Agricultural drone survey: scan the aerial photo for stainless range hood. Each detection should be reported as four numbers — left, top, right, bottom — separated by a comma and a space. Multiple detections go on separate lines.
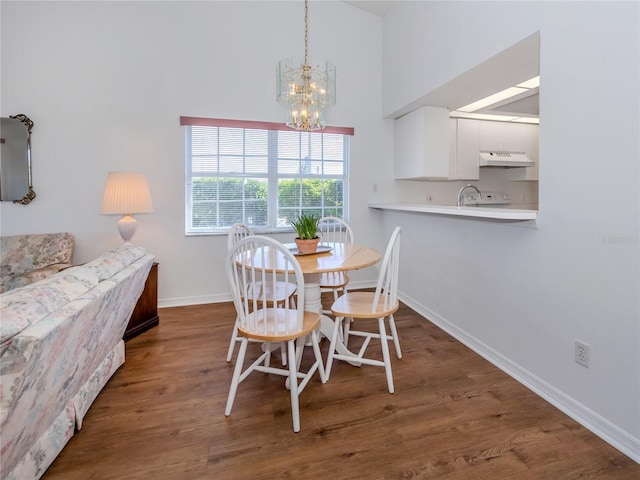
479, 151, 534, 168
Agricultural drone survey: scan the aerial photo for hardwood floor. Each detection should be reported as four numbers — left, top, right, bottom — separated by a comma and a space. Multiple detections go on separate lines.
43, 299, 639, 479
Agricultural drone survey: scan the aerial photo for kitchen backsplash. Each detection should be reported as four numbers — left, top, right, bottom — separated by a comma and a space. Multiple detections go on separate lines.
370, 167, 539, 209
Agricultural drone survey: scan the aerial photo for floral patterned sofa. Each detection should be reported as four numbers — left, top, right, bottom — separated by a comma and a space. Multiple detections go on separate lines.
0, 233, 75, 294
0, 244, 155, 480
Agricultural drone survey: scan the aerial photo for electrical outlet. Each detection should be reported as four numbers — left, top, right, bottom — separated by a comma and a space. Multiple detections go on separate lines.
575, 340, 590, 368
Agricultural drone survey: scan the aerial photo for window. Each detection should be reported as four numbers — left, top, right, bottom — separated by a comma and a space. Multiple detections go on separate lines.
182, 117, 353, 235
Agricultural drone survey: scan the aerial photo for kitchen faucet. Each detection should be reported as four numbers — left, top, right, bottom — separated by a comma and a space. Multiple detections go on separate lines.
457, 184, 482, 207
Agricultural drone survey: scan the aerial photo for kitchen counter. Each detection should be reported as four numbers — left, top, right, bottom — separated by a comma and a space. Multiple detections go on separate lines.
368, 202, 538, 223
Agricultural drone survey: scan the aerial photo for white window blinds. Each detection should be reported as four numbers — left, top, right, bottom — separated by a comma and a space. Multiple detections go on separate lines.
182, 117, 353, 234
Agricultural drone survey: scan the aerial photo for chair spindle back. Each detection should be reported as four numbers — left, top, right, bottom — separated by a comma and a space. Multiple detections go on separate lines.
227, 236, 305, 337
227, 222, 254, 250
372, 226, 402, 314
317, 216, 354, 245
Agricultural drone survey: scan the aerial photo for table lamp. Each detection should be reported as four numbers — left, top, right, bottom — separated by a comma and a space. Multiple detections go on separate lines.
100, 171, 154, 243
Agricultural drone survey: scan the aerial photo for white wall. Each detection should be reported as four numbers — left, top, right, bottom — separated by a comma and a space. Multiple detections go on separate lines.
380, 1, 639, 460
0, 1, 388, 305
2, 0, 638, 462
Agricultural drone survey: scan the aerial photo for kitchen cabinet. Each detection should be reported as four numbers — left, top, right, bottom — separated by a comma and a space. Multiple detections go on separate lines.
394, 106, 479, 181
479, 121, 539, 181
451, 118, 480, 180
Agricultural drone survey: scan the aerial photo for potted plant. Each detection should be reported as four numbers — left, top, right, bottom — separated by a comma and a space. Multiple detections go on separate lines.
290, 212, 320, 254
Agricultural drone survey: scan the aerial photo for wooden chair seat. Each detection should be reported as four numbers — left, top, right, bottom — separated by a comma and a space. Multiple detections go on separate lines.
246, 281, 297, 305
319, 271, 350, 289
331, 291, 399, 319
239, 308, 320, 342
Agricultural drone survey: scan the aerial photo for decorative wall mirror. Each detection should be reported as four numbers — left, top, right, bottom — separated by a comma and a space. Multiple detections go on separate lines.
0, 114, 36, 204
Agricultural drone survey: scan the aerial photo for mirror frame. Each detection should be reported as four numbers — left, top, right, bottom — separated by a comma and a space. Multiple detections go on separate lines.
1, 114, 36, 205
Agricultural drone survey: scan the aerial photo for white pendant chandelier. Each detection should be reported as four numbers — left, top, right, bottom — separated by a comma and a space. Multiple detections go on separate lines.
276, 0, 336, 131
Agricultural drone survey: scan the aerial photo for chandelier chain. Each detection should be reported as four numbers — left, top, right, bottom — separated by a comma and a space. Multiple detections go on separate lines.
304, 0, 309, 64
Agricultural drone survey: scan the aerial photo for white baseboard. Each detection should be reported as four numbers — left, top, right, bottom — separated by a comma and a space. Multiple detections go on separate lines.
157, 280, 377, 309
158, 292, 231, 308
398, 291, 640, 464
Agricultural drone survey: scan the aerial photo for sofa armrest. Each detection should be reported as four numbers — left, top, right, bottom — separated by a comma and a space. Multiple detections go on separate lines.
5, 264, 72, 291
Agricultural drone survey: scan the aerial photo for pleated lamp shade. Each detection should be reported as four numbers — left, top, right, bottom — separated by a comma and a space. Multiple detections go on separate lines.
100, 172, 154, 243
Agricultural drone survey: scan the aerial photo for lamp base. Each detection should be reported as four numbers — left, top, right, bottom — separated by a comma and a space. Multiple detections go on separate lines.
117, 214, 138, 243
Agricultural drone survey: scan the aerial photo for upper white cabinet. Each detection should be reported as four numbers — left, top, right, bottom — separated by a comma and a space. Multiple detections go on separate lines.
452, 118, 480, 180
394, 106, 479, 181
394, 106, 448, 180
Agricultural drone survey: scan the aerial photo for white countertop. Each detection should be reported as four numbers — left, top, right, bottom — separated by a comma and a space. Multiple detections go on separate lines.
368, 202, 538, 221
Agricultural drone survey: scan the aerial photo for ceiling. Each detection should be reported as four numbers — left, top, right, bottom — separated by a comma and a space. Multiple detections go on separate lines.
342, 2, 539, 120
487, 92, 539, 116
343, 1, 394, 17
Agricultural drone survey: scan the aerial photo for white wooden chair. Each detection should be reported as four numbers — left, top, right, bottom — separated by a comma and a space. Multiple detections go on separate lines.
227, 221, 253, 251
226, 222, 295, 363
326, 226, 402, 393
317, 216, 354, 319
224, 235, 326, 432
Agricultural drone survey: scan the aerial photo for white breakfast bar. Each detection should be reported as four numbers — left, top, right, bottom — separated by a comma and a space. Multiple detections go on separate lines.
369, 202, 538, 225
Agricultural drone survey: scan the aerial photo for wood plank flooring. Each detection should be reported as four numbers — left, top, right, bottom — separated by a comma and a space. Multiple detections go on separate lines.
43, 299, 639, 479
